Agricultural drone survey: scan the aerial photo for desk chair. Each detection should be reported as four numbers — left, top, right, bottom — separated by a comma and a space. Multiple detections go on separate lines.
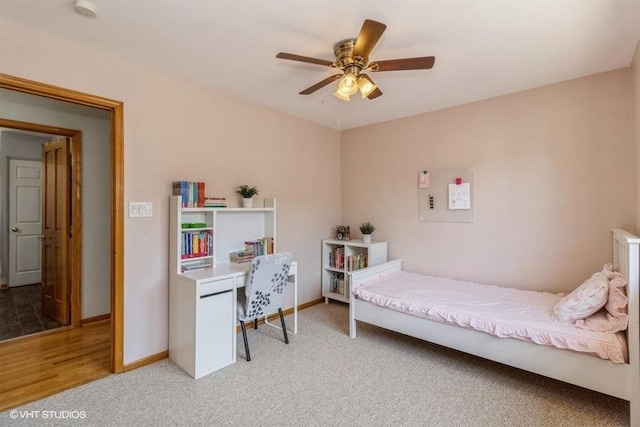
237, 252, 292, 361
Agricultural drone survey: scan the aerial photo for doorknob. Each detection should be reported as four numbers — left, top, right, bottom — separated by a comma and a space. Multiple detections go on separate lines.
37, 235, 50, 241
11, 227, 19, 232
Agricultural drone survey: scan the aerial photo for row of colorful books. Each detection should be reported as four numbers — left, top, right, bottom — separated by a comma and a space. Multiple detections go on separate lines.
328, 247, 345, 269
230, 237, 275, 263
329, 273, 346, 295
173, 181, 206, 207
346, 253, 368, 271
181, 230, 213, 259
245, 237, 274, 257
329, 248, 367, 271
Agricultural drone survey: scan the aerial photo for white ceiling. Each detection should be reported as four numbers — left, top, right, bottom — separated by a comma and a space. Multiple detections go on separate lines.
3, 0, 640, 130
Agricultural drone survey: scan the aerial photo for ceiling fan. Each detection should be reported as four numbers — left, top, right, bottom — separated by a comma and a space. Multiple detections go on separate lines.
276, 19, 435, 101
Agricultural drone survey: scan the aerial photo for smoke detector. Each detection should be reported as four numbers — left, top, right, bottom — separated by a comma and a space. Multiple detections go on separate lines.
74, 0, 97, 18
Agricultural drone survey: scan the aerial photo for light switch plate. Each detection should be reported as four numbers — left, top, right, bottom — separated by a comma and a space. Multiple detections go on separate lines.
129, 202, 153, 217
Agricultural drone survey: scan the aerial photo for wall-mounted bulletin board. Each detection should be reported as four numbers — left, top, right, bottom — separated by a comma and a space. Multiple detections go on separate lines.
418, 167, 474, 223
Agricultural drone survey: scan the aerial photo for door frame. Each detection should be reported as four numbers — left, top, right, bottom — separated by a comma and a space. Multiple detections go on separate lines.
0, 73, 124, 374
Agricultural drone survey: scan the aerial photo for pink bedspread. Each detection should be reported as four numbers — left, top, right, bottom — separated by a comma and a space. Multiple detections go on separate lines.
353, 271, 627, 363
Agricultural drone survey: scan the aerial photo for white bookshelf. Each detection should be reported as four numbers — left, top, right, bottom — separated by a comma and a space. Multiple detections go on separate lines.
321, 238, 387, 304
168, 195, 278, 378
169, 196, 276, 274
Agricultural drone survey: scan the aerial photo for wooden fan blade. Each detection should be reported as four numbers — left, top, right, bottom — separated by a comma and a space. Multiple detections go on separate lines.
366, 87, 383, 100
371, 56, 435, 72
300, 74, 342, 95
352, 19, 387, 59
276, 52, 335, 67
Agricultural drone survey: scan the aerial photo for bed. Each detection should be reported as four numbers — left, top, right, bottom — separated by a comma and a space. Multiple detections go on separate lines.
348, 228, 640, 425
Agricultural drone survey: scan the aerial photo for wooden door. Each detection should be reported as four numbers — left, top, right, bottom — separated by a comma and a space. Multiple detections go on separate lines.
8, 158, 43, 287
41, 138, 71, 325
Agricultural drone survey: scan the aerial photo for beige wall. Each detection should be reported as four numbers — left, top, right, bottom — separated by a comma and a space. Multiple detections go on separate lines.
632, 40, 640, 232
1, 19, 341, 363
3, 17, 637, 364
342, 69, 634, 293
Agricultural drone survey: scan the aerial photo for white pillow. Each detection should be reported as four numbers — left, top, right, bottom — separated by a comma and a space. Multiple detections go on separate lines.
553, 272, 609, 323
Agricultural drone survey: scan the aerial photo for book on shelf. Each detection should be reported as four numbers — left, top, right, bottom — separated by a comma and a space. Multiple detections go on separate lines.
181, 230, 213, 259
244, 237, 274, 257
329, 247, 345, 269
230, 249, 254, 263
329, 273, 346, 295
181, 260, 211, 273
172, 181, 206, 207
204, 196, 227, 208
346, 253, 368, 271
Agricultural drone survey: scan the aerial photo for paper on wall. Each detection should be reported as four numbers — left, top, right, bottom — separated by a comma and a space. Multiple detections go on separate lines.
448, 183, 471, 210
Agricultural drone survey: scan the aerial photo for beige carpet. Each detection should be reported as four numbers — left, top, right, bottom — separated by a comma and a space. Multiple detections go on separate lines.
0, 302, 629, 426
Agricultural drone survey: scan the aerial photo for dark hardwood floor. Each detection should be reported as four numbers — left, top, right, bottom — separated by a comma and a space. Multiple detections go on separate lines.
0, 284, 63, 341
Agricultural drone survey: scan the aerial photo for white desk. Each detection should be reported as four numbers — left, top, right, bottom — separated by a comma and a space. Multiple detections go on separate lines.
168, 261, 297, 379
181, 261, 298, 333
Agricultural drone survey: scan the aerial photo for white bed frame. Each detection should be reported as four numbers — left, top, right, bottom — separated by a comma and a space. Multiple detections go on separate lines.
349, 228, 640, 424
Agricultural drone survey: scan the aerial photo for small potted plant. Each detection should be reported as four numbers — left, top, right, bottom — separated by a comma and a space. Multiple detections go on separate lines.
359, 221, 376, 243
236, 185, 259, 208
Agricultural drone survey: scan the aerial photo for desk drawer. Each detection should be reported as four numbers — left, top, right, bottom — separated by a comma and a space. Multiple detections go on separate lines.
199, 278, 234, 297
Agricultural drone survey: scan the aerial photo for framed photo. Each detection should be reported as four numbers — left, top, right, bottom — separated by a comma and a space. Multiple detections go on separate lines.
336, 225, 350, 241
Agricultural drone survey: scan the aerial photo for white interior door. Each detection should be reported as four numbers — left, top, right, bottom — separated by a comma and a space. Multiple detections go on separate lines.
8, 158, 43, 287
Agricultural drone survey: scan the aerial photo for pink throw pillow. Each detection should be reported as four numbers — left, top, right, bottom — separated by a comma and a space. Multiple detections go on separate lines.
605, 272, 628, 319
576, 271, 628, 332
574, 309, 627, 332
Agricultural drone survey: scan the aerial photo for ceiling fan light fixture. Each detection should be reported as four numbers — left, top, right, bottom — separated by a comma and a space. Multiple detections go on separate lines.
333, 89, 351, 101
338, 73, 359, 96
357, 75, 377, 98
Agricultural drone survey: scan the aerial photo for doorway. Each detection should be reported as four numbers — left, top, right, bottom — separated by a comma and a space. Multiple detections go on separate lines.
0, 118, 83, 338
2, 154, 64, 340
0, 73, 124, 374
1, 130, 79, 340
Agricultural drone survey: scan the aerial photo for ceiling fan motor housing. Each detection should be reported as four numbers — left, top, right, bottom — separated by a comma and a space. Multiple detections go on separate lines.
333, 39, 368, 72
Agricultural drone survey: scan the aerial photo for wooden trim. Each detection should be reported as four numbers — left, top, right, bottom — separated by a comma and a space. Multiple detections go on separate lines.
0, 118, 78, 136
81, 313, 111, 325
0, 72, 125, 374
298, 297, 324, 310
0, 74, 121, 110
111, 103, 125, 374
124, 350, 168, 372
71, 133, 83, 327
